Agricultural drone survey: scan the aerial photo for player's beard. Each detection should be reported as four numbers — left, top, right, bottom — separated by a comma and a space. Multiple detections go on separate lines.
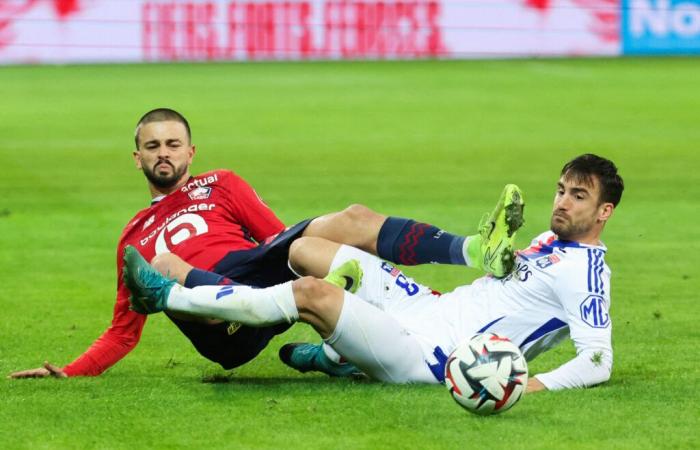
143, 160, 187, 189
550, 213, 591, 241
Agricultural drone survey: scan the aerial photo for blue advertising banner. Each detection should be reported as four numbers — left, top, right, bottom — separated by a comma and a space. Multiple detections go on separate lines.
623, 0, 700, 54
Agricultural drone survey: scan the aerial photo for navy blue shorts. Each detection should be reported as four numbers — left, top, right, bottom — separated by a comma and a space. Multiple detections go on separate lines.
168, 219, 313, 370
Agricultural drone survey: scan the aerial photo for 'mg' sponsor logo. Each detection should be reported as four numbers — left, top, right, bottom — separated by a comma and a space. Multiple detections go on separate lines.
579, 295, 610, 328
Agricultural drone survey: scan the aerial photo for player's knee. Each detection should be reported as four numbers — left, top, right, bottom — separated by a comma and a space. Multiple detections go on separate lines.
292, 276, 337, 314
341, 204, 379, 224
289, 237, 311, 268
289, 237, 324, 275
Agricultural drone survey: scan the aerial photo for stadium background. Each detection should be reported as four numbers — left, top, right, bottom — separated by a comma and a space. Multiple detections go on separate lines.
1, 1, 699, 449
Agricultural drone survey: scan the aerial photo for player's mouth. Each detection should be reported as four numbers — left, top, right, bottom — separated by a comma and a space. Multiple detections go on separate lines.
552, 212, 569, 222
154, 161, 174, 171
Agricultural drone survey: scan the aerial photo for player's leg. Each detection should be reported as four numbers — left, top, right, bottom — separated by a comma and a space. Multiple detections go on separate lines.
293, 279, 436, 383
147, 252, 294, 369
150, 253, 194, 284
301, 204, 385, 254
148, 252, 237, 325
302, 204, 470, 266
147, 236, 349, 365
282, 241, 439, 376
303, 184, 525, 277
123, 246, 435, 383
123, 245, 354, 327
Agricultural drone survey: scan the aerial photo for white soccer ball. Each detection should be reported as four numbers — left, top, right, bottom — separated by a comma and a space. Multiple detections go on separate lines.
444, 333, 528, 415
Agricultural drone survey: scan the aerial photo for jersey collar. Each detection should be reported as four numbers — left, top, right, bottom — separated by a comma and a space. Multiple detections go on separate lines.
150, 195, 165, 205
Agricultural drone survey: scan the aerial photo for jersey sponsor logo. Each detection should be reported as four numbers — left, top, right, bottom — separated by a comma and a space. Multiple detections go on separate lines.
188, 186, 212, 200
216, 286, 235, 300
142, 215, 156, 230
579, 295, 610, 328
535, 254, 561, 269
181, 174, 219, 193
503, 261, 532, 283
140, 204, 215, 247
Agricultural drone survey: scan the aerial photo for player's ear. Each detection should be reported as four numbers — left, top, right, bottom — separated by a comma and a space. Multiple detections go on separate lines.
133, 150, 143, 170
187, 145, 196, 164
598, 203, 614, 222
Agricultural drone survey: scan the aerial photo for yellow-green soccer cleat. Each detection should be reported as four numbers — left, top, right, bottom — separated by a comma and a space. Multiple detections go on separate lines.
468, 184, 525, 278
323, 259, 363, 294
122, 245, 176, 314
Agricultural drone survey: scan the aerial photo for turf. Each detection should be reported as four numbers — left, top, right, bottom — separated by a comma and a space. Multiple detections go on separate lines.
1, 58, 699, 449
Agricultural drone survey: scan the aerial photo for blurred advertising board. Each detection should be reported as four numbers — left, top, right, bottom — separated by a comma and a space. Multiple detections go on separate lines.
1, 0, 620, 63
622, 0, 700, 54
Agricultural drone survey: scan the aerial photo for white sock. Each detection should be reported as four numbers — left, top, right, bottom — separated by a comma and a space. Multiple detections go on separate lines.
462, 235, 476, 267
166, 281, 299, 326
322, 343, 342, 364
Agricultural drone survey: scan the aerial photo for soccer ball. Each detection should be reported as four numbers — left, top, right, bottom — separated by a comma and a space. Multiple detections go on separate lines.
444, 333, 528, 415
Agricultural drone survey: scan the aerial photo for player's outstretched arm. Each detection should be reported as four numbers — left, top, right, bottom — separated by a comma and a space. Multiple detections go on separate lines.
8, 362, 67, 379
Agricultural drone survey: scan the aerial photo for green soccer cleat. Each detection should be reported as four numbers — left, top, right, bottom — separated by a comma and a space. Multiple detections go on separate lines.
278, 342, 364, 378
122, 245, 176, 314
467, 184, 525, 278
323, 259, 363, 294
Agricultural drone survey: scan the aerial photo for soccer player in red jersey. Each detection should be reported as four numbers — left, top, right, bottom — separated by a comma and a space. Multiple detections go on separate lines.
9, 108, 298, 378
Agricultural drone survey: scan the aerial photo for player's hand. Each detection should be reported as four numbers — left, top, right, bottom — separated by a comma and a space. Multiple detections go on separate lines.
8, 361, 67, 379
526, 377, 546, 393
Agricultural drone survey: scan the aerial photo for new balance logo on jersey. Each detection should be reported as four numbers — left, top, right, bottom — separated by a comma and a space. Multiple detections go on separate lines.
216, 286, 235, 300
580, 295, 610, 328
142, 215, 155, 230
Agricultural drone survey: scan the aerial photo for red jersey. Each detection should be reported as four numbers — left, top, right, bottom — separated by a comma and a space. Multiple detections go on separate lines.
63, 170, 285, 376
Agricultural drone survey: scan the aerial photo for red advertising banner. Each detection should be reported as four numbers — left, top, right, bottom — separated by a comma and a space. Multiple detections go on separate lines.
0, 0, 620, 64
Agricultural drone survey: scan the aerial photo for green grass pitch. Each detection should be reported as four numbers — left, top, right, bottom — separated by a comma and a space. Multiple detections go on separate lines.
1, 58, 699, 449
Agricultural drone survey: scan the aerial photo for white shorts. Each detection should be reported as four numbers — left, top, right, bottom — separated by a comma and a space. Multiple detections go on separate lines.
324, 245, 462, 384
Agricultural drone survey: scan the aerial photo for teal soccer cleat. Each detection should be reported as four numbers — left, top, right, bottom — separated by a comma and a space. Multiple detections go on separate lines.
123, 245, 175, 314
279, 343, 364, 378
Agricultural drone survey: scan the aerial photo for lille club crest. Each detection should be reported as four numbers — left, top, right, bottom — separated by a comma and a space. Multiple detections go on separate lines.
188, 186, 212, 200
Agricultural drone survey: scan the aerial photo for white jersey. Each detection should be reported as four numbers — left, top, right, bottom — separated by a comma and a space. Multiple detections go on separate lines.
329, 232, 613, 389
442, 231, 612, 389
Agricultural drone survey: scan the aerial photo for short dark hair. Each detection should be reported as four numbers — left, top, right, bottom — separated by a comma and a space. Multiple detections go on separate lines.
561, 154, 624, 206
134, 108, 191, 149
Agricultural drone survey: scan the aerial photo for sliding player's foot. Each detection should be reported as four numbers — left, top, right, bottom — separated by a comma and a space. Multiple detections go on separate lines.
323, 259, 363, 294
467, 184, 525, 278
123, 245, 175, 314
279, 343, 364, 378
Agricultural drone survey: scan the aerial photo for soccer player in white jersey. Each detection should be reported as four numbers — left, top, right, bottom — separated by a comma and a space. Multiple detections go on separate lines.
123, 154, 623, 392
